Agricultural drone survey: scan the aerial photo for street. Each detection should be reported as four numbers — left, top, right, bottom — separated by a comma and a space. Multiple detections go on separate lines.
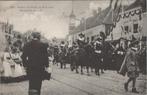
0, 65, 146, 95
0, 0, 146, 95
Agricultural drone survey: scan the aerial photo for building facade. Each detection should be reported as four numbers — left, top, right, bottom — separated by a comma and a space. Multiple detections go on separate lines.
68, 7, 110, 46
107, 0, 146, 41
67, 0, 146, 47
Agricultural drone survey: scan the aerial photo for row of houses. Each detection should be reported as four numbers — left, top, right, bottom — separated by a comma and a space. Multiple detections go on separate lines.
67, 0, 146, 46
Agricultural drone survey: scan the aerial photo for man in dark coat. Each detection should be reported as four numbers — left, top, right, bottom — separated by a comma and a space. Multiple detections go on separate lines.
22, 32, 49, 95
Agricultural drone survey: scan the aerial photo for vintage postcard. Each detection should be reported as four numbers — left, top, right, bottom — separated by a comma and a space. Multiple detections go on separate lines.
0, 0, 146, 95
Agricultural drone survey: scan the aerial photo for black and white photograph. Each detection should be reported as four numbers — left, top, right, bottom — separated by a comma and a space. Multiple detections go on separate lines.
0, 0, 146, 95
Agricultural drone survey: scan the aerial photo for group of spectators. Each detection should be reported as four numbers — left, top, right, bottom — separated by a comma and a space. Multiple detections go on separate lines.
0, 46, 25, 80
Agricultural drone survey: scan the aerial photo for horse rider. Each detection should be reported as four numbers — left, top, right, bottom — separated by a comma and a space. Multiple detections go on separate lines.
59, 41, 67, 69
77, 33, 86, 48
93, 36, 104, 75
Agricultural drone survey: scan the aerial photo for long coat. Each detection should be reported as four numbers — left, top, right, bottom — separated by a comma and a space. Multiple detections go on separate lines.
21, 40, 49, 80
119, 48, 139, 78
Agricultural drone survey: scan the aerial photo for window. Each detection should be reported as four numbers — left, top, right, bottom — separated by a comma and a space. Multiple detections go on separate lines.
124, 26, 129, 33
133, 24, 138, 33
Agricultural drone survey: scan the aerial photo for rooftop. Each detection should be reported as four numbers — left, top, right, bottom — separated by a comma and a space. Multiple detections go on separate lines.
71, 6, 111, 34
70, 0, 146, 35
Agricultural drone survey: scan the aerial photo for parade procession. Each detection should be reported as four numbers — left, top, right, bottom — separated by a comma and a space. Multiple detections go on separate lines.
0, 0, 146, 95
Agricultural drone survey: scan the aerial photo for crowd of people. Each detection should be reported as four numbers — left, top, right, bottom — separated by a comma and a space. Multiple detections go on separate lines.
0, 32, 146, 95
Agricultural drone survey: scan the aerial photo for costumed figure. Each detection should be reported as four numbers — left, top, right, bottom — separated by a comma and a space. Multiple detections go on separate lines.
119, 40, 140, 93
93, 37, 104, 75
59, 41, 67, 69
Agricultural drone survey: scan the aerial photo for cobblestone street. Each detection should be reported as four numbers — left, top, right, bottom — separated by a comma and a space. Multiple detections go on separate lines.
0, 65, 146, 95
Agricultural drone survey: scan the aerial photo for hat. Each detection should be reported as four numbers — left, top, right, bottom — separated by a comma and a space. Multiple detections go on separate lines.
97, 37, 102, 40
31, 32, 41, 40
79, 33, 85, 37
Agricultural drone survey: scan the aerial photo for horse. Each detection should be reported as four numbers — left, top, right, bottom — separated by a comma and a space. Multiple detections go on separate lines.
70, 43, 94, 75
102, 41, 115, 70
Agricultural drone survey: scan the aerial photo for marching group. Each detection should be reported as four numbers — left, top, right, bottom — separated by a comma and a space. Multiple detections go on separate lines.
53, 33, 146, 93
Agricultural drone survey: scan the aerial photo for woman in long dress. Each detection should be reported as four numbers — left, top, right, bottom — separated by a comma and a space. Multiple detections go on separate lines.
2, 47, 12, 78
11, 49, 24, 77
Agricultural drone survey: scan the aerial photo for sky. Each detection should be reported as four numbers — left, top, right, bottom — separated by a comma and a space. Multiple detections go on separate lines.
0, 0, 135, 39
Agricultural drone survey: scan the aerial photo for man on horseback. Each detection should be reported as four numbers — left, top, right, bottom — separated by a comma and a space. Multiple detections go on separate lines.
69, 33, 87, 74
93, 36, 104, 75
77, 33, 86, 48
59, 41, 67, 69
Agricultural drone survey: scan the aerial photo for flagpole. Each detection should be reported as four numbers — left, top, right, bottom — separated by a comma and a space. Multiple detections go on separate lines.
111, 1, 114, 41
120, 0, 124, 38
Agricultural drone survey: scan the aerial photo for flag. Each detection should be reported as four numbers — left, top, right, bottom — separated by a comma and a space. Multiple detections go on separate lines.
113, 0, 122, 26
103, 9, 113, 25
103, 0, 122, 37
